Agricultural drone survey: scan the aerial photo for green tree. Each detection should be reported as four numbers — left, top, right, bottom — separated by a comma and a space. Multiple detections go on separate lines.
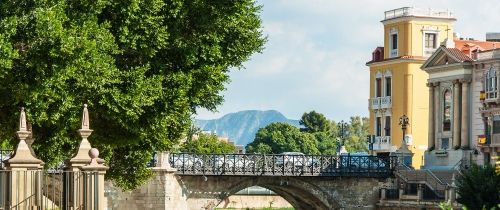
314, 132, 338, 155
246, 122, 319, 155
456, 164, 500, 210
299, 111, 331, 133
343, 116, 369, 152
181, 133, 235, 154
0, 0, 265, 190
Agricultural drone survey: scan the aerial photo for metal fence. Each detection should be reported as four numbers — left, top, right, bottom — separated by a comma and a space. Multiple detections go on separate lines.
0, 169, 101, 210
169, 153, 396, 177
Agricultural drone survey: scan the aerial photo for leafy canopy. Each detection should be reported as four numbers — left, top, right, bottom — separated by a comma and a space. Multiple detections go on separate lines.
181, 133, 236, 154
246, 111, 369, 155
456, 164, 500, 210
0, 0, 265, 190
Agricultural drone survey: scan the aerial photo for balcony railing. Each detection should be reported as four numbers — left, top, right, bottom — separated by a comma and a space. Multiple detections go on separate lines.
384, 7, 454, 20
373, 136, 391, 151
370, 96, 391, 110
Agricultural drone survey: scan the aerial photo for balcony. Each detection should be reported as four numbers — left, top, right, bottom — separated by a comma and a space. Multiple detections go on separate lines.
370, 96, 391, 110
384, 7, 454, 20
372, 136, 392, 151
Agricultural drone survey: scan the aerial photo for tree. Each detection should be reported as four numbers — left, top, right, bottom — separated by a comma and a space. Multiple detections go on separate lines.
343, 116, 369, 152
181, 133, 235, 154
456, 164, 500, 210
299, 111, 331, 133
0, 0, 265, 190
246, 122, 319, 155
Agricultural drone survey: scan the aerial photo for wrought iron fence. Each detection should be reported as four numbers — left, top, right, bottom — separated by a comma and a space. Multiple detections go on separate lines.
0, 169, 101, 210
169, 153, 396, 177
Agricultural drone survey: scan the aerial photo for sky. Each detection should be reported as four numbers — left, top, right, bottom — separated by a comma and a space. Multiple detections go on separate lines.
196, 0, 500, 121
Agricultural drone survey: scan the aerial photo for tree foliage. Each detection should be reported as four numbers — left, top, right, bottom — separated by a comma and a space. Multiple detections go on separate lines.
246, 122, 319, 154
181, 133, 235, 154
456, 164, 500, 210
246, 111, 369, 155
0, 0, 265, 190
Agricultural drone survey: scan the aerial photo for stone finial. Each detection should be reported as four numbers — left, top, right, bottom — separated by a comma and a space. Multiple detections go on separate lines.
81, 104, 90, 130
88, 148, 99, 165
19, 107, 27, 132
16, 107, 30, 141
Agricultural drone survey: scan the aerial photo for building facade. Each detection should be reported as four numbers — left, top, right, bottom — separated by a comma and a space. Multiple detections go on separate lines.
366, 7, 455, 168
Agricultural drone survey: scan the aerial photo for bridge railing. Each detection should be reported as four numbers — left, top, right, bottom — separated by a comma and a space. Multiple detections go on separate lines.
169, 153, 396, 177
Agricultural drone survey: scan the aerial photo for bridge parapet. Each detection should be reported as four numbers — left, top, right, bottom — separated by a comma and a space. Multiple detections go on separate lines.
169, 153, 396, 177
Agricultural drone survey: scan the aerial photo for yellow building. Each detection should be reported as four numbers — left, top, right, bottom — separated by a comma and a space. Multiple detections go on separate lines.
366, 7, 455, 168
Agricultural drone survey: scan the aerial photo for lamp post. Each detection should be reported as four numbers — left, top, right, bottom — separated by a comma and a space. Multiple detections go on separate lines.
398, 114, 410, 166
337, 120, 348, 154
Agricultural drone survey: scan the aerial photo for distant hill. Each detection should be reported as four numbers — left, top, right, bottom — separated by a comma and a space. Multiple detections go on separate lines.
196, 110, 300, 145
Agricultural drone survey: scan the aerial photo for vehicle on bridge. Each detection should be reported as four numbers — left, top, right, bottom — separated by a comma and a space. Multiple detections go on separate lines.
275, 152, 318, 167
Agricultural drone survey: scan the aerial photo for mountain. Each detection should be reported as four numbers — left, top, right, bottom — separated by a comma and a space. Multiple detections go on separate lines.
196, 110, 300, 145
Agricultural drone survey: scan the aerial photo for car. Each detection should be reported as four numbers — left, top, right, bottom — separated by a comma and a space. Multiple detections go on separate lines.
170, 154, 204, 169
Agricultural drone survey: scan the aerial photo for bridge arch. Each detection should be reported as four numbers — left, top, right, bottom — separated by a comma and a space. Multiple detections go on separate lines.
222, 177, 341, 210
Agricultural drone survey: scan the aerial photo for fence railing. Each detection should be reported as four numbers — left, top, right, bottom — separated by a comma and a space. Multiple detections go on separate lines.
169, 153, 396, 177
0, 169, 102, 210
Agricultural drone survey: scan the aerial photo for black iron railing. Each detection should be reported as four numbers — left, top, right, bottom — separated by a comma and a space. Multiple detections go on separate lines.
169, 153, 396, 177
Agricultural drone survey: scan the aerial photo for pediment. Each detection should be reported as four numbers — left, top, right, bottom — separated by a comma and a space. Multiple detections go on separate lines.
421, 46, 471, 71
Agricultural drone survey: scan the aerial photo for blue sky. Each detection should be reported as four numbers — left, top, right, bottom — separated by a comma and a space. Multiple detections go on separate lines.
197, 0, 500, 121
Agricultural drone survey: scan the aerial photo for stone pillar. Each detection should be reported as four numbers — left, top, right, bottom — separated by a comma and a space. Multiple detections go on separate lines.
452, 80, 461, 149
81, 148, 109, 210
417, 184, 423, 201
398, 182, 404, 200
434, 82, 440, 148
65, 104, 105, 209
427, 82, 435, 149
461, 80, 470, 149
449, 173, 457, 204
380, 188, 387, 201
4, 108, 44, 210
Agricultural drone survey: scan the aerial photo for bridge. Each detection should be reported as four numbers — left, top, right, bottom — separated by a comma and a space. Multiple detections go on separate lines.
108, 152, 399, 210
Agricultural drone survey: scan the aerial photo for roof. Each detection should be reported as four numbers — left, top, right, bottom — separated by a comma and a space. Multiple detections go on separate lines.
454, 39, 500, 52
441, 48, 473, 62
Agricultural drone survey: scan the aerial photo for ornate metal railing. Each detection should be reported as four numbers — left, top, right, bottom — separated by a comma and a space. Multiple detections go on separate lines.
169, 153, 396, 177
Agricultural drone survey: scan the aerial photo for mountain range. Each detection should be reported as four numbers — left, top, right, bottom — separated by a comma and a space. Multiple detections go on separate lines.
195, 110, 300, 145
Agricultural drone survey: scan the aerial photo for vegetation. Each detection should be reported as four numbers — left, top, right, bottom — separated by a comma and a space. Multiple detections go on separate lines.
0, 0, 265, 190
456, 164, 500, 210
246, 111, 369, 155
181, 133, 236, 154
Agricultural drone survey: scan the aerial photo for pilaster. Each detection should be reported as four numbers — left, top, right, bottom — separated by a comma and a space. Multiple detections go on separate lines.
427, 82, 435, 149
452, 80, 461, 149
461, 79, 470, 149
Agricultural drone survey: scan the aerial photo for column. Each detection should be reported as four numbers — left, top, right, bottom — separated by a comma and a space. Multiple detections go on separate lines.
427, 82, 435, 149
434, 82, 440, 148
4, 108, 44, 209
461, 79, 470, 149
452, 80, 461, 149
81, 148, 109, 210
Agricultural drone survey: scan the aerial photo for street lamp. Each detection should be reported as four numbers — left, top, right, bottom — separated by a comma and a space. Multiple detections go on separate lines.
399, 114, 409, 143
337, 120, 348, 154
398, 114, 411, 166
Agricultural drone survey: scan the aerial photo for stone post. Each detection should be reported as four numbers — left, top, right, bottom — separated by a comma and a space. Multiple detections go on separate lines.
461, 79, 470, 149
81, 148, 109, 210
452, 80, 461, 149
398, 182, 404, 201
65, 104, 105, 209
380, 188, 387, 201
434, 82, 440, 148
427, 82, 435, 149
449, 174, 456, 204
417, 184, 423, 201
4, 108, 44, 209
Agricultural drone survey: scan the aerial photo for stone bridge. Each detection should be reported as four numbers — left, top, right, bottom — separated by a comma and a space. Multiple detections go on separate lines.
106, 153, 396, 210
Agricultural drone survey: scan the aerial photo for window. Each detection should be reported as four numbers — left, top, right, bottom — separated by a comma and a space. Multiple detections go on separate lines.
385, 77, 391, 97
376, 78, 382, 97
443, 90, 451, 131
376, 117, 382, 136
384, 116, 391, 136
425, 33, 437, 49
441, 138, 449, 150
389, 28, 398, 58
493, 116, 500, 134
485, 68, 497, 99
391, 34, 398, 50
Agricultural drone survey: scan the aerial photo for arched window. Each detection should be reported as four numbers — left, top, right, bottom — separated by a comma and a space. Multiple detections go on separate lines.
443, 90, 451, 131
485, 67, 497, 99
